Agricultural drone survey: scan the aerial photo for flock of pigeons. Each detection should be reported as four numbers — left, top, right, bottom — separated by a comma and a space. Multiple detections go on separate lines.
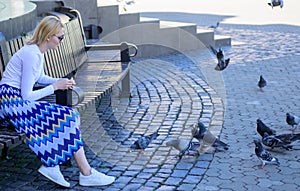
255, 117, 300, 168
129, 120, 230, 160
166, 122, 229, 159
128, 0, 289, 169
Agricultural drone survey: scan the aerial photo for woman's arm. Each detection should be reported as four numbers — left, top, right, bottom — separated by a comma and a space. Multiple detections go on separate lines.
37, 73, 60, 85
21, 54, 55, 101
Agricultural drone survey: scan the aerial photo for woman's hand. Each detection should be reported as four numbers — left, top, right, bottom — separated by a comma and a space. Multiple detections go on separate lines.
52, 78, 76, 91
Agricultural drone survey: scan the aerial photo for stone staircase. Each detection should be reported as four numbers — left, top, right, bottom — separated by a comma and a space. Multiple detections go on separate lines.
27, 0, 230, 58
97, 3, 231, 58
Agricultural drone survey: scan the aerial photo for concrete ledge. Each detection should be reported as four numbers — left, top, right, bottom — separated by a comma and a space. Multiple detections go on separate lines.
214, 35, 231, 47
196, 28, 215, 47
0, 0, 37, 40
139, 17, 160, 24
98, 5, 120, 39
119, 12, 140, 28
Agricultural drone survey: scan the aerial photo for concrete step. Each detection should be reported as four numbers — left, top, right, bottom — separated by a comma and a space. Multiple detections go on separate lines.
159, 20, 197, 35
119, 12, 140, 28
139, 17, 160, 24
98, 4, 120, 39
196, 28, 215, 48
98, 4, 232, 57
214, 35, 231, 48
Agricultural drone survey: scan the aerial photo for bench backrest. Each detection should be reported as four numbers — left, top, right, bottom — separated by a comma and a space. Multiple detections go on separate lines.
43, 17, 87, 78
0, 32, 8, 79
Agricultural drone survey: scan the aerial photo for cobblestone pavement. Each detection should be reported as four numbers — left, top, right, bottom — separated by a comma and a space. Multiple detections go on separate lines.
2, 3, 300, 191
197, 24, 300, 191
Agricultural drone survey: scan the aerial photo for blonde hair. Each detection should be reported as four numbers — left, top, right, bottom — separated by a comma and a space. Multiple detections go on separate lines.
27, 16, 64, 45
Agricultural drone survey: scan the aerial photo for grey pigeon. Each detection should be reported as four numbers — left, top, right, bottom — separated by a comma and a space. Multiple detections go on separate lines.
208, 22, 219, 29
268, 0, 284, 8
191, 122, 229, 151
209, 45, 224, 60
256, 119, 276, 137
254, 139, 280, 169
286, 113, 300, 131
125, 0, 135, 5
209, 45, 230, 71
258, 75, 267, 90
191, 122, 206, 140
166, 138, 200, 158
130, 132, 159, 149
262, 132, 293, 150
215, 58, 230, 71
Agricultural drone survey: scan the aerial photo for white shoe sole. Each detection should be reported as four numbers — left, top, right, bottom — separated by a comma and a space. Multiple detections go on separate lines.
79, 169, 115, 186
79, 176, 115, 186
38, 166, 70, 187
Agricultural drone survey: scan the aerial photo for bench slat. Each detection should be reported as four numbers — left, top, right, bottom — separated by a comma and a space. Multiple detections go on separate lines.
0, 134, 20, 144
0, 137, 13, 147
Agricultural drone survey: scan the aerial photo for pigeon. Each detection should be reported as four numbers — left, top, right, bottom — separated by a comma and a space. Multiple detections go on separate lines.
268, 0, 284, 9
262, 132, 293, 150
209, 45, 230, 71
256, 119, 276, 137
166, 138, 200, 158
191, 122, 229, 151
191, 122, 206, 140
125, 0, 135, 5
208, 22, 220, 29
286, 113, 300, 131
258, 75, 267, 91
254, 139, 280, 169
130, 131, 159, 149
215, 58, 230, 71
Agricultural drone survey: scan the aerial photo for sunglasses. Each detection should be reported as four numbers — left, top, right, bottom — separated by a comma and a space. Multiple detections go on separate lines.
54, 34, 64, 42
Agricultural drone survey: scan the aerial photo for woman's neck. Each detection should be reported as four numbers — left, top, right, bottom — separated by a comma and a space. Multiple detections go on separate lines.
38, 43, 48, 53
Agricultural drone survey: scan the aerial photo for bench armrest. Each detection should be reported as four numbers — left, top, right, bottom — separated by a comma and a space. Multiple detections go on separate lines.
85, 42, 138, 61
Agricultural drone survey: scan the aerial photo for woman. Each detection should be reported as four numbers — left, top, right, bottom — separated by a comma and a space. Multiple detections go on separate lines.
0, 16, 115, 187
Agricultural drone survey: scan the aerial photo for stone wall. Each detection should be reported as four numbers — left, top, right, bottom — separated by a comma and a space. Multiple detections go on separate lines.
0, 0, 37, 40
64, 0, 98, 26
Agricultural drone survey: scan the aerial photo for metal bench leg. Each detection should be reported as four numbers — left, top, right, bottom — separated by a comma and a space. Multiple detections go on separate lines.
120, 69, 131, 98
2, 147, 9, 160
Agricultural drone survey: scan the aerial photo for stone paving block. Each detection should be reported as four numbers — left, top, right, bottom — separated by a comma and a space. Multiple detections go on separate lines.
182, 175, 201, 184
196, 184, 219, 191
171, 169, 188, 178
155, 185, 176, 191
122, 183, 143, 191
143, 181, 161, 189
174, 161, 194, 170
164, 177, 182, 186
177, 183, 197, 191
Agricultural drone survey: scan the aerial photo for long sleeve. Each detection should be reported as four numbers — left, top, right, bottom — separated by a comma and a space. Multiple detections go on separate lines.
38, 72, 60, 85
0, 44, 58, 101
21, 49, 55, 101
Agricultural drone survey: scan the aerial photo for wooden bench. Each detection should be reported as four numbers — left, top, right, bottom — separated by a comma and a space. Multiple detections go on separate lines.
0, 6, 138, 159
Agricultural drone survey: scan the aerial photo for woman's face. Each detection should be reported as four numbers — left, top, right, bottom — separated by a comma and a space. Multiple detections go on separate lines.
48, 28, 64, 50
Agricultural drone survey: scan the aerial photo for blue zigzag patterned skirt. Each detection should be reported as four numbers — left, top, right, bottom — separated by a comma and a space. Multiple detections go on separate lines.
0, 84, 84, 167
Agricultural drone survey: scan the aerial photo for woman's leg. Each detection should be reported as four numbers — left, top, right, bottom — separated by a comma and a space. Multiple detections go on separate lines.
74, 146, 115, 186
74, 147, 92, 176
